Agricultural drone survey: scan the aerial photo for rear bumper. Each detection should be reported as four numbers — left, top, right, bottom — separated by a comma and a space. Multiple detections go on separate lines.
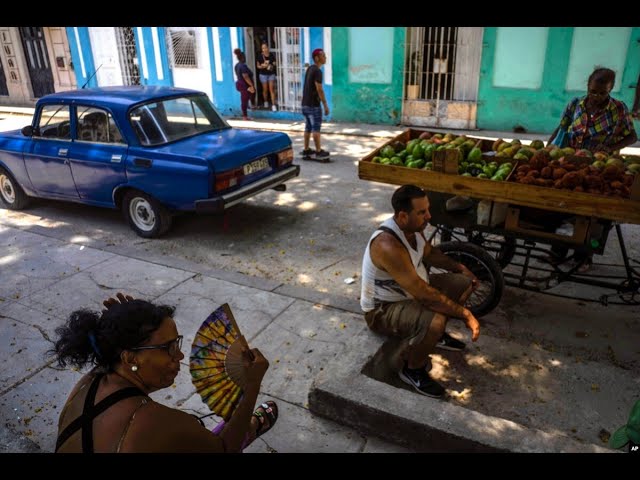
195, 165, 300, 214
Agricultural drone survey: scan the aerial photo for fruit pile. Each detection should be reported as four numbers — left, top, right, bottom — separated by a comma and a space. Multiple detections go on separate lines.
371, 132, 514, 181
369, 131, 639, 197
510, 148, 638, 198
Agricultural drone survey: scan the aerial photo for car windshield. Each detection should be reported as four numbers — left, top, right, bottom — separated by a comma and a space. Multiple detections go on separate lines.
129, 94, 229, 146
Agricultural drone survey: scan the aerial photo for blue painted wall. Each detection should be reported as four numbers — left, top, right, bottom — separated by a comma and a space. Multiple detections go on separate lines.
213, 27, 240, 117
66, 27, 97, 88
136, 27, 172, 86
212, 27, 330, 121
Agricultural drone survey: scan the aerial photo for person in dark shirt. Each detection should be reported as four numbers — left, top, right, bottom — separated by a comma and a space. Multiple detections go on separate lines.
234, 49, 256, 120
301, 48, 330, 162
257, 43, 278, 111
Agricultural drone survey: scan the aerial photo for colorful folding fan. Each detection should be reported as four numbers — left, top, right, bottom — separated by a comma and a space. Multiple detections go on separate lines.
189, 304, 252, 421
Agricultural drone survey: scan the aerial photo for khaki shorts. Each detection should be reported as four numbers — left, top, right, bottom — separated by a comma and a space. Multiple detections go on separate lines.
363, 273, 471, 347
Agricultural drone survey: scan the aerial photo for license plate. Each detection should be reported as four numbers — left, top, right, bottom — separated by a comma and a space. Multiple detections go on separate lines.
243, 157, 270, 175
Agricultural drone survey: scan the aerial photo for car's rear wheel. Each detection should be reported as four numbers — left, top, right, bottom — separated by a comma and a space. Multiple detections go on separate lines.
122, 190, 172, 238
0, 167, 30, 210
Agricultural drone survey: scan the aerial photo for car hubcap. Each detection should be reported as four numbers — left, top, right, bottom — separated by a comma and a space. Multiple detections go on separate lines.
0, 175, 15, 203
129, 197, 155, 232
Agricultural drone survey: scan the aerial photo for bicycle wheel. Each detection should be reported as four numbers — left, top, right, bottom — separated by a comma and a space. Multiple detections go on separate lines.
437, 226, 516, 269
432, 241, 505, 317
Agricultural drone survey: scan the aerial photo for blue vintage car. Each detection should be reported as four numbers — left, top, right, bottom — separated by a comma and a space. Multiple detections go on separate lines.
0, 86, 298, 237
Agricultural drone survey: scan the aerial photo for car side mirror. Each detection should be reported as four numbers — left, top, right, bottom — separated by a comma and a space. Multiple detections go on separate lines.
21, 125, 34, 137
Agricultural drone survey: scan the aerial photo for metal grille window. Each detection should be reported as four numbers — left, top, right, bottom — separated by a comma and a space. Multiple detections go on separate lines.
404, 27, 459, 101
166, 28, 198, 68
402, 27, 483, 129
115, 27, 140, 85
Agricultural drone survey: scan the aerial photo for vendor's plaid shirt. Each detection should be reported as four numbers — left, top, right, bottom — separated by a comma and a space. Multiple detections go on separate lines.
559, 96, 635, 150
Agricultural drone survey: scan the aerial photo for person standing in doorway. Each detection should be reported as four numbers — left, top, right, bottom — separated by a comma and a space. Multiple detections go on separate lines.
257, 43, 278, 112
234, 49, 256, 121
301, 48, 330, 162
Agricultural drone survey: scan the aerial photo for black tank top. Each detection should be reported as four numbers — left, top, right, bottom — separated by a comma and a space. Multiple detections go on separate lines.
55, 373, 147, 453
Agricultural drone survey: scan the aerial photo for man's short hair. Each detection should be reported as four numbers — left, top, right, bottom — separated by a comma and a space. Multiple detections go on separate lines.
392, 184, 427, 215
312, 48, 324, 60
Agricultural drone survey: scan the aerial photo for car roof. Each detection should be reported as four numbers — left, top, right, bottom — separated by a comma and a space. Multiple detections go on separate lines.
38, 86, 205, 110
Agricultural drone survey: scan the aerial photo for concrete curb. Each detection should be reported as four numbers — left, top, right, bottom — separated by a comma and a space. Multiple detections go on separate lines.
308, 331, 614, 453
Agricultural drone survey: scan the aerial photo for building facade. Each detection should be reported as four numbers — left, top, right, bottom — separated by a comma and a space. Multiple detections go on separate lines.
66, 26, 332, 122
7, 26, 636, 135
0, 27, 76, 106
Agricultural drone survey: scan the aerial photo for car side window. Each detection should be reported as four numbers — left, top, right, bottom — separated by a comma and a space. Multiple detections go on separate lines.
76, 107, 125, 145
37, 104, 71, 140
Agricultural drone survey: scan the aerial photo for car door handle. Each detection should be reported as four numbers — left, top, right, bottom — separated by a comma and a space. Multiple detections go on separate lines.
133, 158, 152, 168
58, 148, 68, 157
111, 154, 123, 163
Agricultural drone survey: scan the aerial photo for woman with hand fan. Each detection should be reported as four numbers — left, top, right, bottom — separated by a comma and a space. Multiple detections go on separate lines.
51, 293, 277, 453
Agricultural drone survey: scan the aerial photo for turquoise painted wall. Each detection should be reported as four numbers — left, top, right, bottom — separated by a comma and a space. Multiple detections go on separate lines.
332, 27, 405, 125
493, 27, 548, 89
478, 27, 640, 134
565, 27, 631, 92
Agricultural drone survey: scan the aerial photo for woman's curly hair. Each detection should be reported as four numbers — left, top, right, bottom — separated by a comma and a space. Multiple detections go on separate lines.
49, 300, 175, 371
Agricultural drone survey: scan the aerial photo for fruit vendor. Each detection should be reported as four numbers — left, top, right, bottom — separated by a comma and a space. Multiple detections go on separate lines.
548, 67, 637, 154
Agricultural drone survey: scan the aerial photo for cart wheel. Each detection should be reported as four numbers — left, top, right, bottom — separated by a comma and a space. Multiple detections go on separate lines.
438, 227, 516, 268
433, 241, 505, 317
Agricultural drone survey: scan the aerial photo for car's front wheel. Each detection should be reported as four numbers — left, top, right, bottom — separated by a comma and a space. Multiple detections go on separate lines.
122, 190, 172, 238
0, 167, 30, 210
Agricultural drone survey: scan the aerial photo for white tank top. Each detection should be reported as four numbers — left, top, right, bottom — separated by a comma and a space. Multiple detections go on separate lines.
360, 217, 429, 312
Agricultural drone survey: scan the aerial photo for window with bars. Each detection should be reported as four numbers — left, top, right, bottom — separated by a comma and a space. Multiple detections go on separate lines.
114, 27, 140, 86
166, 28, 198, 69
404, 27, 459, 101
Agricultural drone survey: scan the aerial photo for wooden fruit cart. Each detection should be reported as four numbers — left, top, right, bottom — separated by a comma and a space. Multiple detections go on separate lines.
359, 129, 640, 306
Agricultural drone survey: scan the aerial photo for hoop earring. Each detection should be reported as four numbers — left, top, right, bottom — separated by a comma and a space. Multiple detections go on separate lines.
131, 365, 138, 372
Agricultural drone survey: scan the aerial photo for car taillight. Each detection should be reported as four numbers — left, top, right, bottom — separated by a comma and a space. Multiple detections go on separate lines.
215, 167, 243, 191
277, 148, 294, 167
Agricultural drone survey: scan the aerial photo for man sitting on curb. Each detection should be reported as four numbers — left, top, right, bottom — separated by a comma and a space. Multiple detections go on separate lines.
360, 184, 481, 397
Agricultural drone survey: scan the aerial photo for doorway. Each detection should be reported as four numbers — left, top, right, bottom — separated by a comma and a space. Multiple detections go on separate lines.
245, 27, 304, 113
0, 57, 8, 96
402, 27, 483, 129
19, 27, 55, 98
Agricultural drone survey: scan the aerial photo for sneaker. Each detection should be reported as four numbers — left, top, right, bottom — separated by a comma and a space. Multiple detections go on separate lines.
398, 362, 445, 398
576, 258, 592, 273
264, 101, 269, 108
271, 104, 277, 112
436, 332, 466, 352
301, 148, 313, 159
314, 149, 330, 160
